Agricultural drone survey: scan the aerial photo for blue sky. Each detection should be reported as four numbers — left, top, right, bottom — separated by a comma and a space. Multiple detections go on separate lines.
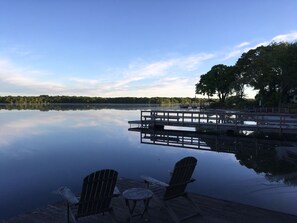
0, 0, 297, 98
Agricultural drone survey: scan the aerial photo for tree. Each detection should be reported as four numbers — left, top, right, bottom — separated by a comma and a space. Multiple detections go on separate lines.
232, 65, 249, 99
195, 73, 216, 99
236, 42, 297, 107
196, 64, 236, 104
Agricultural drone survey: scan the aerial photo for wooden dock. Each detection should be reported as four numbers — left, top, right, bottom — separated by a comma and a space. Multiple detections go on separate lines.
2, 178, 297, 223
128, 110, 297, 137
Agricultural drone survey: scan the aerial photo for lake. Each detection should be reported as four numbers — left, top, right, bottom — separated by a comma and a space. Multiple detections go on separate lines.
0, 105, 297, 220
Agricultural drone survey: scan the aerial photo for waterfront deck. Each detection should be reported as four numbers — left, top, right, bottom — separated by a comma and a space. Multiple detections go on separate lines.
129, 110, 297, 136
3, 178, 297, 223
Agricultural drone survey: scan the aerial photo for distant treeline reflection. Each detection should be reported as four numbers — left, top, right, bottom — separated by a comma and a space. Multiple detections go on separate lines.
0, 103, 148, 111
0, 95, 201, 106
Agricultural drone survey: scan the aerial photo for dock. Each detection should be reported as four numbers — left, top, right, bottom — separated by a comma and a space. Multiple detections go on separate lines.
128, 110, 297, 137
2, 178, 297, 223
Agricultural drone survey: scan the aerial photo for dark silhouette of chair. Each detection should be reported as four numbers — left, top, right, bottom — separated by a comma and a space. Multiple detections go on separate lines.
58, 169, 120, 223
141, 157, 201, 223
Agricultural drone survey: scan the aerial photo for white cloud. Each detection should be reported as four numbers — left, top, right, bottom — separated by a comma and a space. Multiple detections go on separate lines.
242, 31, 297, 53
0, 110, 129, 155
2, 54, 207, 97
220, 42, 252, 61
0, 46, 33, 57
81, 53, 214, 97
1, 31, 296, 98
221, 49, 242, 61
221, 31, 297, 62
123, 53, 213, 81
101, 76, 197, 98
248, 41, 270, 49
68, 77, 100, 86
272, 32, 297, 42
0, 58, 66, 95
0, 112, 65, 147
125, 60, 176, 80
178, 54, 214, 71
235, 42, 250, 49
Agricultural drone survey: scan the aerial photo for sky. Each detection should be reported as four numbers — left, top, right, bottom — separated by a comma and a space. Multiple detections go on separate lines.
0, 0, 297, 98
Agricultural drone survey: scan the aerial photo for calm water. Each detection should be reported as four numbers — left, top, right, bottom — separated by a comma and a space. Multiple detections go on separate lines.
0, 105, 297, 219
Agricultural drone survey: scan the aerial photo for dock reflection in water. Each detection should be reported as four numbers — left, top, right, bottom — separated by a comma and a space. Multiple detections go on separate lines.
129, 127, 297, 186
1, 106, 296, 219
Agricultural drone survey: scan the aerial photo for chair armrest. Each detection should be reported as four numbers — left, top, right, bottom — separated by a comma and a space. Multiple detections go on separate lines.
57, 186, 79, 205
113, 186, 121, 197
141, 175, 169, 187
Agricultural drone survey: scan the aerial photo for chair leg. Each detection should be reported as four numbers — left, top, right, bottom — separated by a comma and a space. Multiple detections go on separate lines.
66, 203, 78, 223
67, 203, 70, 223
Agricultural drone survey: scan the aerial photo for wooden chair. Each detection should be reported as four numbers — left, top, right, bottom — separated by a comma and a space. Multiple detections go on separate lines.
58, 169, 120, 223
141, 157, 201, 223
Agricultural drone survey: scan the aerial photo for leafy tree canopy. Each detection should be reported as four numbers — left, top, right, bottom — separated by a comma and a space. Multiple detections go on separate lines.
195, 64, 236, 104
196, 42, 297, 107
235, 42, 297, 106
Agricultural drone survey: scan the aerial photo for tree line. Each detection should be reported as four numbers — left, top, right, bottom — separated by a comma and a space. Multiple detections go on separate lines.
196, 42, 297, 107
0, 95, 200, 105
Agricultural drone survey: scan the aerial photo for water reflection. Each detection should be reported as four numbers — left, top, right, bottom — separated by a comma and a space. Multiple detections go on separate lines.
0, 107, 139, 150
129, 127, 297, 186
0, 107, 142, 219
1, 106, 297, 220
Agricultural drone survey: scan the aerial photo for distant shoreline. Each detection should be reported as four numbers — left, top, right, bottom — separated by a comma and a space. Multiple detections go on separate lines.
0, 95, 204, 105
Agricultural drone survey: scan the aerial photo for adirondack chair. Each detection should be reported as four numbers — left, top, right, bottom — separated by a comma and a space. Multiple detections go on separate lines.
141, 157, 201, 223
58, 169, 120, 223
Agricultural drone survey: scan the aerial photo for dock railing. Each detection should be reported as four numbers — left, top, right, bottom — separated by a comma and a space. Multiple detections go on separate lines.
128, 110, 297, 135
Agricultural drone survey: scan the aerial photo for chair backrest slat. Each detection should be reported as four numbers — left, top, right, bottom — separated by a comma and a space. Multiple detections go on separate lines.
77, 169, 118, 217
164, 157, 197, 200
